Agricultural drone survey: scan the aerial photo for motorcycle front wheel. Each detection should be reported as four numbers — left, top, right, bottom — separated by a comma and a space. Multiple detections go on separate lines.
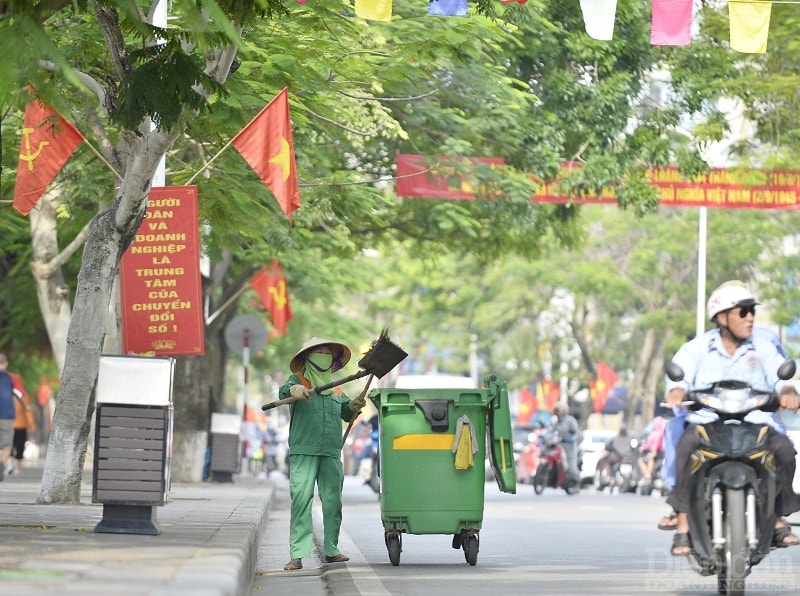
718, 488, 748, 596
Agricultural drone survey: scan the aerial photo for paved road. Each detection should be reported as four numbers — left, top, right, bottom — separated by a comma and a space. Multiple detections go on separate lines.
252, 475, 800, 595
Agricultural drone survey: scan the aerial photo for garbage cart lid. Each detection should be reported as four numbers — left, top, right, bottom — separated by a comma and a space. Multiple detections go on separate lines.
485, 375, 517, 494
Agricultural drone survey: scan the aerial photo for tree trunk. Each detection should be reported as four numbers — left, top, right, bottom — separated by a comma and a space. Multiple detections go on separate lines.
29, 192, 75, 374
642, 329, 672, 419
37, 207, 128, 503
171, 355, 212, 482
624, 328, 657, 427
37, 129, 175, 504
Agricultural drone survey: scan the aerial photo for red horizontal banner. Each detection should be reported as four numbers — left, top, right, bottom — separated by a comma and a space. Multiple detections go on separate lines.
120, 186, 205, 356
395, 154, 800, 210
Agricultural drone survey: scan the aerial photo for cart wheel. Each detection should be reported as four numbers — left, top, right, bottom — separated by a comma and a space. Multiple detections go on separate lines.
386, 532, 402, 566
463, 534, 479, 566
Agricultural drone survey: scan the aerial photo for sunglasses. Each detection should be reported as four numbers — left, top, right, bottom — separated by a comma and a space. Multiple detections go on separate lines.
734, 304, 756, 318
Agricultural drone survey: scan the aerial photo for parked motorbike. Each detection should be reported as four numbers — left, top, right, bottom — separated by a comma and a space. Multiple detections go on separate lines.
532, 429, 579, 495
665, 358, 796, 595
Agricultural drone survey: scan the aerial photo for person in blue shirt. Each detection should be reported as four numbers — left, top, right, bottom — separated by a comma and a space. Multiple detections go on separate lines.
663, 281, 800, 556
658, 324, 787, 530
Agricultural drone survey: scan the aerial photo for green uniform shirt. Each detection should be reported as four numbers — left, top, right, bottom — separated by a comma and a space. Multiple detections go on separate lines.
280, 374, 351, 457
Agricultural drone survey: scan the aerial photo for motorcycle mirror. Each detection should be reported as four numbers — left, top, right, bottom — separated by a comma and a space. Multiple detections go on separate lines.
665, 361, 684, 382
777, 358, 797, 381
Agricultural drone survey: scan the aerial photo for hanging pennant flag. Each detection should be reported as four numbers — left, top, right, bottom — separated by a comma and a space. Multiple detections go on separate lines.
249, 261, 293, 336
650, 0, 692, 46
354, 0, 392, 21
231, 88, 301, 223
428, 0, 467, 16
579, 0, 617, 41
729, 1, 772, 54
13, 98, 85, 216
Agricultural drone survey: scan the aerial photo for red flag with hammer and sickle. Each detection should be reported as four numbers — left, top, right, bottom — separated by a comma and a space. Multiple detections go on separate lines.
14, 98, 84, 215
249, 261, 293, 336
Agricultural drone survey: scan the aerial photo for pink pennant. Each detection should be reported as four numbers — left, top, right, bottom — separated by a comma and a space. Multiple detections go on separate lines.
651, 0, 692, 46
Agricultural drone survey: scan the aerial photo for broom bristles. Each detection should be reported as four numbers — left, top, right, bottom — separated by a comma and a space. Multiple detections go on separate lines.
357, 327, 407, 372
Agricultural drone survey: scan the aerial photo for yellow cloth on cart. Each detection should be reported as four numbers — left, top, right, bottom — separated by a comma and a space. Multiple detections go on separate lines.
452, 415, 478, 470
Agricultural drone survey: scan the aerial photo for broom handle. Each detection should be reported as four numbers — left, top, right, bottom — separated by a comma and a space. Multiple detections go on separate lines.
341, 374, 375, 448
262, 370, 370, 411
313, 369, 369, 393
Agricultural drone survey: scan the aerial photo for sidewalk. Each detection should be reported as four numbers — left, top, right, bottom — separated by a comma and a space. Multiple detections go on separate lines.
0, 460, 273, 596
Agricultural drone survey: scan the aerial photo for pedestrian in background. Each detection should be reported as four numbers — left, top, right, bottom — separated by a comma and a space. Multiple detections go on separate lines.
8, 371, 36, 476
0, 354, 19, 481
280, 337, 366, 571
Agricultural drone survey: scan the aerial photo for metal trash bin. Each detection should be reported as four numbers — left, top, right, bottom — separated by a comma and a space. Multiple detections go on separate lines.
92, 355, 175, 535
209, 413, 241, 482
369, 374, 515, 566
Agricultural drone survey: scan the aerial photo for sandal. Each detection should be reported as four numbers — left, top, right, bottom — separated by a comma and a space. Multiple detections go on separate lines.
671, 532, 692, 556
772, 525, 799, 548
283, 558, 303, 571
658, 511, 678, 531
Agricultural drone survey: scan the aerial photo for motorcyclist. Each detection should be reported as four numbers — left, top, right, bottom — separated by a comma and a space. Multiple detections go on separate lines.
551, 402, 582, 484
596, 424, 633, 486
664, 281, 800, 556
636, 416, 665, 485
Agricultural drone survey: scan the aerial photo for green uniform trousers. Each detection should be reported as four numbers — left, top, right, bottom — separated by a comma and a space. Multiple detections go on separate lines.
289, 453, 345, 559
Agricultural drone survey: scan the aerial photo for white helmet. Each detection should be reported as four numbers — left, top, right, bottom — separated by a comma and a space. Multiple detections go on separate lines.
706, 281, 759, 321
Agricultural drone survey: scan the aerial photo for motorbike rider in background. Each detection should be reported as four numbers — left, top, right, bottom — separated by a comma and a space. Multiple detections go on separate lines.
595, 424, 634, 489
636, 416, 665, 486
552, 402, 582, 485
663, 281, 800, 556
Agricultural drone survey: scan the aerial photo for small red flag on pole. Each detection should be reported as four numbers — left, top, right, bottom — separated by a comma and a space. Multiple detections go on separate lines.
232, 88, 301, 223
249, 261, 293, 336
14, 98, 84, 215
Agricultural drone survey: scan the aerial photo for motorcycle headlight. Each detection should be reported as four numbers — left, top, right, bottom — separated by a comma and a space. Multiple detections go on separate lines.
706, 388, 753, 414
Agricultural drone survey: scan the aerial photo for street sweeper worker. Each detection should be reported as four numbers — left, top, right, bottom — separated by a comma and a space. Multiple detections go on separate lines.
280, 337, 367, 572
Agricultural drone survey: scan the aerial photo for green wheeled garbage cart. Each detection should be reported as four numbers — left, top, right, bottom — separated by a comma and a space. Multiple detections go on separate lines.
368, 374, 516, 566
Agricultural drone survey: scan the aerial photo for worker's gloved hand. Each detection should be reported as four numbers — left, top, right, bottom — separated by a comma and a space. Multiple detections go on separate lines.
290, 384, 311, 401
348, 395, 367, 413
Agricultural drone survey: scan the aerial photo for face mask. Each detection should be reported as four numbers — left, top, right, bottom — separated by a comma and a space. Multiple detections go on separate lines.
307, 352, 333, 372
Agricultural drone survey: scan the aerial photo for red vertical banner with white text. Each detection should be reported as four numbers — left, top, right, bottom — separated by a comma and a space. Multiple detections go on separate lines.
119, 186, 205, 356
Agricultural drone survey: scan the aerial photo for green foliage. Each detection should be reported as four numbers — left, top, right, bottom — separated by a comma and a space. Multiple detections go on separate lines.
7, 0, 800, 396
114, 40, 225, 130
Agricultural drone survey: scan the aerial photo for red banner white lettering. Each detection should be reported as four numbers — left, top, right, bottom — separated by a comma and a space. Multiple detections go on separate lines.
120, 186, 205, 356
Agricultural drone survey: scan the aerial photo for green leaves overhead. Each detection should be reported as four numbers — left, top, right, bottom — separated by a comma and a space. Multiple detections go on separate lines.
114, 40, 225, 130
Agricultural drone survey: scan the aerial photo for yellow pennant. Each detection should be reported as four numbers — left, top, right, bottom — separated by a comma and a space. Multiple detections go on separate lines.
729, 1, 772, 54
354, 0, 392, 21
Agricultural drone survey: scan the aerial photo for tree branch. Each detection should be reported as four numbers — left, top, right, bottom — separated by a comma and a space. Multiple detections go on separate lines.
306, 108, 389, 137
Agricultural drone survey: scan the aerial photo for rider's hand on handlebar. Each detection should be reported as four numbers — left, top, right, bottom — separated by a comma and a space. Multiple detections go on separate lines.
779, 387, 800, 413
666, 387, 686, 408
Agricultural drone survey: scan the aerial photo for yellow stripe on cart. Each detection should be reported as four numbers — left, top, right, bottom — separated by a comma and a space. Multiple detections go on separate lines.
392, 434, 455, 450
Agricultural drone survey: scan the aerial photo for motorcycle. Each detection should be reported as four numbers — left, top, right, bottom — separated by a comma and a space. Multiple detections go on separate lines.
532, 429, 579, 495
594, 444, 638, 493
665, 358, 796, 595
